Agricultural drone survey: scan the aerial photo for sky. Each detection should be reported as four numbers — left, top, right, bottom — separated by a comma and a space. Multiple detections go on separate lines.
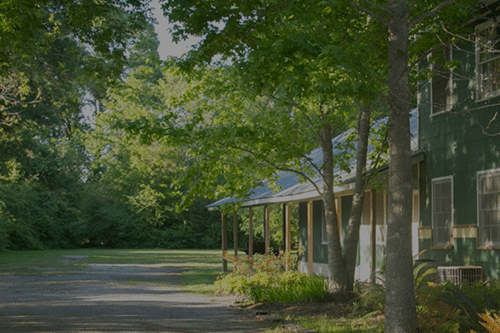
150, 0, 200, 59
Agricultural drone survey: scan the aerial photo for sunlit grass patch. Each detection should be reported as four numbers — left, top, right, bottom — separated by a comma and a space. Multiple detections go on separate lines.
268, 315, 382, 333
179, 267, 220, 294
0, 248, 229, 295
0, 249, 88, 275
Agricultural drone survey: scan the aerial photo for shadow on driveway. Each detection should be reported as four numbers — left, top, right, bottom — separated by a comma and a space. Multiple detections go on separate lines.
0, 262, 269, 332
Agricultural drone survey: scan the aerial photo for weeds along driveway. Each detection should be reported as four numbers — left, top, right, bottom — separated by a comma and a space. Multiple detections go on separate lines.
0, 258, 268, 333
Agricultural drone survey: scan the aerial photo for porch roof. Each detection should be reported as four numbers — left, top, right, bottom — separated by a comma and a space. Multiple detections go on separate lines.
207, 109, 419, 210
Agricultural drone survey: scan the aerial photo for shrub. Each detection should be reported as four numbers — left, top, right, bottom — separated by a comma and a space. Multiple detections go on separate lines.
415, 280, 500, 332
214, 252, 328, 303
348, 264, 500, 332
415, 283, 458, 332
348, 283, 386, 318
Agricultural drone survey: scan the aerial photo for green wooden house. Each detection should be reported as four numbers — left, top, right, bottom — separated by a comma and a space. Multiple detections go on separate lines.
416, 0, 500, 281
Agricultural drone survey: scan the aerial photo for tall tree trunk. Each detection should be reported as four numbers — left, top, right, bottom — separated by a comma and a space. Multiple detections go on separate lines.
385, 1, 416, 331
342, 102, 372, 291
321, 124, 348, 292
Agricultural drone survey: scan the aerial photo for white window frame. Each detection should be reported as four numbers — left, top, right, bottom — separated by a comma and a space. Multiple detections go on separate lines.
432, 176, 454, 248
477, 168, 500, 248
431, 46, 454, 115
476, 19, 500, 101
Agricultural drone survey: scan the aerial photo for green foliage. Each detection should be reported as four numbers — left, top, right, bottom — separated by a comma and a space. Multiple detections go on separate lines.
477, 312, 500, 333
0, 0, 151, 80
439, 286, 485, 333
238, 204, 299, 248
349, 263, 437, 321
414, 280, 500, 332
0, 182, 83, 250
79, 183, 222, 249
347, 264, 500, 332
349, 283, 386, 318
215, 253, 329, 303
0, 3, 224, 253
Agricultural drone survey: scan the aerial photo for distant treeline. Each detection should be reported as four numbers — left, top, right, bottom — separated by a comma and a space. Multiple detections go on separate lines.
0, 182, 229, 251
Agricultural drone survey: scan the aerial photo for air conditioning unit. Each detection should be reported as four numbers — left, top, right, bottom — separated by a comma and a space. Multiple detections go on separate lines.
437, 266, 483, 285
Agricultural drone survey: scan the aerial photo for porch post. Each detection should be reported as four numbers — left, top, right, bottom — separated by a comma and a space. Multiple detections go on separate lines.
285, 202, 291, 271
282, 204, 286, 253
370, 190, 377, 285
248, 207, 254, 258
222, 213, 228, 273
307, 200, 313, 277
233, 210, 238, 258
264, 205, 270, 255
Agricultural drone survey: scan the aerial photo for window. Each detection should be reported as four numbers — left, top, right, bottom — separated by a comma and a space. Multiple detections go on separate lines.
432, 176, 453, 248
476, 19, 500, 101
477, 169, 500, 248
431, 46, 453, 115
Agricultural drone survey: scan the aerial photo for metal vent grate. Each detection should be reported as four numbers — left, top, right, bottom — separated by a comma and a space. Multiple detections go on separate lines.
438, 266, 483, 285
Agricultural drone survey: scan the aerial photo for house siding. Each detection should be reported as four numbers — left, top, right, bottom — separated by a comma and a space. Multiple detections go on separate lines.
419, 41, 500, 280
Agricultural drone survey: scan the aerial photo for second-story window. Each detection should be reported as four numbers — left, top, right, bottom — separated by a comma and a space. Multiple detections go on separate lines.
431, 46, 453, 115
476, 19, 500, 101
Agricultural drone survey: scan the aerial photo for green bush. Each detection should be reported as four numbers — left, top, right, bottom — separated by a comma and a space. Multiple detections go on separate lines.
214, 252, 329, 303
415, 280, 500, 332
348, 283, 385, 318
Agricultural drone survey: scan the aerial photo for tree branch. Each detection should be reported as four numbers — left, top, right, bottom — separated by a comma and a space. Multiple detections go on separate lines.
463, 108, 500, 137
366, 127, 389, 178
262, 92, 315, 129
408, 44, 443, 70
229, 145, 325, 195
409, 0, 457, 27
350, 1, 389, 26
409, 0, 417, 16
361, 0, 391, 16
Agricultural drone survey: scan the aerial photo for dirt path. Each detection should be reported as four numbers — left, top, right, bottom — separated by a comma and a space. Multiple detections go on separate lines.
0, 258, 269, 333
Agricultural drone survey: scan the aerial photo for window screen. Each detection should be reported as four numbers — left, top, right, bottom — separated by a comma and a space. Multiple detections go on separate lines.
432, 176, 453, 247
478, 169, 500, 247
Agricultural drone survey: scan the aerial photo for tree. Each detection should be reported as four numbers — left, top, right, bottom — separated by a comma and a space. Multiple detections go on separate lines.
162, 1, 482, 331
159, 0, 389, 293
349, 0, 478, 331
0, 0, 150, 72
0, 0, 152, 119
84, 28, 222, 248
0, 0, 155, 251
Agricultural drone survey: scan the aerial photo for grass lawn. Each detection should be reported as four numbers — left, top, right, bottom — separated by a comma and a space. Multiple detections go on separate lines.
268, 314, 382, 333
0, 248, 233, 294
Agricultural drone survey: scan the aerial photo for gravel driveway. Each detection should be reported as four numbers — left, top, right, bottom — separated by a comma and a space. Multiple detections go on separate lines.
0, 257, 269, 333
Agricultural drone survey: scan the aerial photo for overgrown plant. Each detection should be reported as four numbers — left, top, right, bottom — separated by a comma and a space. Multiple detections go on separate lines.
477, 312, 500, 333
415, 278, 500, 332
349, 264, 438, 324
214, 252, 329, 303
